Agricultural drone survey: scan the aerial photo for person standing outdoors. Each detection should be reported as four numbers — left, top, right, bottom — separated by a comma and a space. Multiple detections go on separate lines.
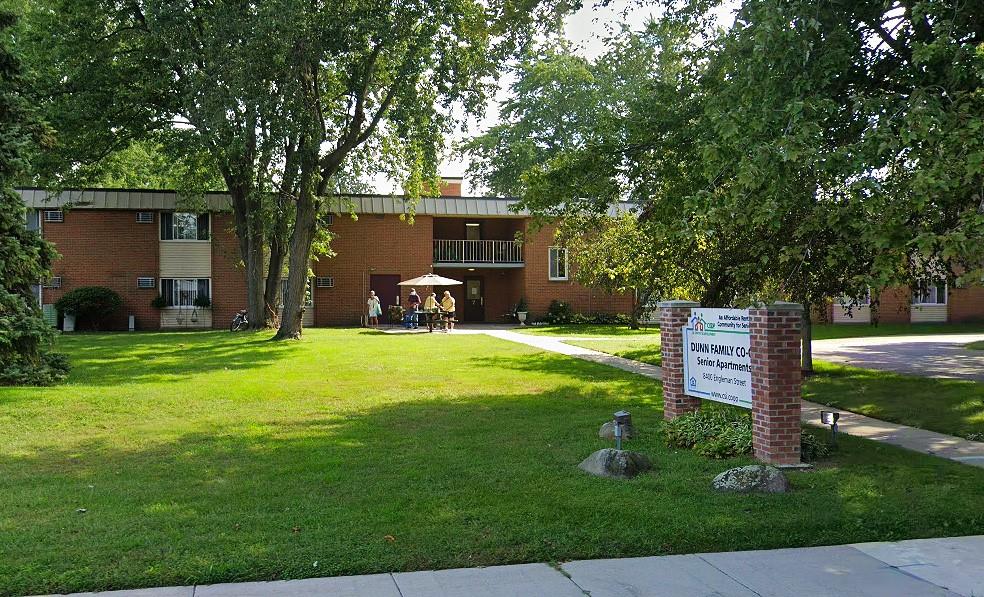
423, 291, 439, 332
407, 288, 422, 329
367, 290, 382, 328
440, 290, 456, 332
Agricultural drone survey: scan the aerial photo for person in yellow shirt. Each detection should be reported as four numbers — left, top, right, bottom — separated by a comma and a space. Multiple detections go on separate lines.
440, 290, 456, 332
423, 292, 439, 332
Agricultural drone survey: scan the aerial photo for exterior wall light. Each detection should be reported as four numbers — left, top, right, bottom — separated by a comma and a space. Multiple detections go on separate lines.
820, 410, 840, 446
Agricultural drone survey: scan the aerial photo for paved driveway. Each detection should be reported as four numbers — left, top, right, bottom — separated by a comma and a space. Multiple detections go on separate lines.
812, 334, 984, 381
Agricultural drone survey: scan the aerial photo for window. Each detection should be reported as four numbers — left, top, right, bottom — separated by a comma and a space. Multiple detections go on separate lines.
913, 281, 947, 305
324, 213, 334, 226
159, 278, 210, 307
26, 209, 41, 232
280, 278, 314, 306
136, 211, 154, 223
137, 277, 155, 289
315, 276, 334, 288
43, 209, 63, 223
465, 222, 481, 241
160, 212, 210, 240
548, 246, 568, 281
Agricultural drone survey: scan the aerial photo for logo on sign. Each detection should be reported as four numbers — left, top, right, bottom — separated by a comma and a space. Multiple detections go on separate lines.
689, 376, 697, 388
689, 315, 712, 331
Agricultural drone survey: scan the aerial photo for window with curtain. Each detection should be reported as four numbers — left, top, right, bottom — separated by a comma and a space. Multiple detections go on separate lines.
160, 212, 210, 240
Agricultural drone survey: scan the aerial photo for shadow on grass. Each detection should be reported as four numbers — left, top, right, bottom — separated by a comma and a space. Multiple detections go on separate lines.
54, 331, 304, 386
4, 387, 984, 596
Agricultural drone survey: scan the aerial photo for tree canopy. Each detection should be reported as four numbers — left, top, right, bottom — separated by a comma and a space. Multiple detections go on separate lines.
0, 9, 67, 385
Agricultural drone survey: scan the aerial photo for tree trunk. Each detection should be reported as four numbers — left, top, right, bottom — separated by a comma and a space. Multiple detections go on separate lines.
263, 234, 285, 327
628, 287, 641, 330
801, 303, 814, 374
275, 179, 318, 340
229, 185, 266, 329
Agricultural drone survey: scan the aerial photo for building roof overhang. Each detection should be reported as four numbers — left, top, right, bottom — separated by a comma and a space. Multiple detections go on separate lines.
17, 187, 637, 218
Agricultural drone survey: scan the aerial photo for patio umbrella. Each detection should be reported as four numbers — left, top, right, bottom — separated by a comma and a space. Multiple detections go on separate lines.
398, 273, 462, 286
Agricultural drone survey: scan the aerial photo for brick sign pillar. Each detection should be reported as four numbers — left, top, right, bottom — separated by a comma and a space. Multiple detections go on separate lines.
658, 300, 702, 420
749, 302, 804, 465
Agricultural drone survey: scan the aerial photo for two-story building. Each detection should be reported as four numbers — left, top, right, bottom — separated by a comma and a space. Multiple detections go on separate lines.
21, 179, 636, 330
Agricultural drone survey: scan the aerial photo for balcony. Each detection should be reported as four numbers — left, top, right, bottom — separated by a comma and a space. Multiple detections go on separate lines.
433, 239, 524, 267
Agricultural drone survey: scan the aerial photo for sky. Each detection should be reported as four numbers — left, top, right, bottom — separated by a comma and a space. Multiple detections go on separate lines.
377, 1, 660, 195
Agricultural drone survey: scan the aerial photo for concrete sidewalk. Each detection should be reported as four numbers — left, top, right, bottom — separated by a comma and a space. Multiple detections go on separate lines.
38, 535, 984, 596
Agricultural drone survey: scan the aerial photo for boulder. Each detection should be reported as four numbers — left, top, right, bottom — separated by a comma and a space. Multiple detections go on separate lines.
599, 421, 637, 440
578, 448, 652, 480
711, 465, 790, 494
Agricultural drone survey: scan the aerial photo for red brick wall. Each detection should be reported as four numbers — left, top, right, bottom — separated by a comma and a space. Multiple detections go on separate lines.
312, 214, 434, 326
210, 212, 247, 328
523, 222, 634, 317
873, 286, 911, 323
949, 286, 984, 322
41, 209, 160, 330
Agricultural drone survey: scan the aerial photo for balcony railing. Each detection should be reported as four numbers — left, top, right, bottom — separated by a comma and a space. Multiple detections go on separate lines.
433, 239, 523, 265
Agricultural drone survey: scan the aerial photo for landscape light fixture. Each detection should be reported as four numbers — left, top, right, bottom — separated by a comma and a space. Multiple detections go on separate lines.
613, 410, 631, 451
820, 410, 840, 446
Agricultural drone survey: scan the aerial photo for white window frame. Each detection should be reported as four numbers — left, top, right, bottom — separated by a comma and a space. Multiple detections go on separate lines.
136, 211, 155, 223
161, 212, 211, 242
912, 281, 947, 306
548, 246, 568, 281
43, 209, 64, 223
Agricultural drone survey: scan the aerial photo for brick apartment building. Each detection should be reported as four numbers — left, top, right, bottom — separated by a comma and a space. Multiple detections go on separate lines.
20, 180, 636, 331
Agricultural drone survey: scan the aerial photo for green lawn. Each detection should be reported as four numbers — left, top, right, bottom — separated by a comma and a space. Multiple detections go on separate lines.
516, 324, 660, 336
811, 321, 984, 340
967, 341, 984, 350
566, 337, 662, 366
3, 330, 984, 595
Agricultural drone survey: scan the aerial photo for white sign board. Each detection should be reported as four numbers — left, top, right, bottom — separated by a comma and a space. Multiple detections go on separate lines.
683, 308, 752, 409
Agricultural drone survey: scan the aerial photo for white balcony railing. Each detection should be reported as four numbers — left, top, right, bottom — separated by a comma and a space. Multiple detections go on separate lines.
433, 239, 523, 265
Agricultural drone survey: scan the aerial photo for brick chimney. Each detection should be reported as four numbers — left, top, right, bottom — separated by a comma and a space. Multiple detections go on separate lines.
440, 177, 463, 197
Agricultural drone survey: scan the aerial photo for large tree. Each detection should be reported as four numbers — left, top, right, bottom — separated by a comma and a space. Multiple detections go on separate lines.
27, 0, 569, 337
0, 10, 67, 385
469, 0, 984, 370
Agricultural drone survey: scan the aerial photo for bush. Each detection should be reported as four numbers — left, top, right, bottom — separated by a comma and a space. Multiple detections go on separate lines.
800, 431, 832, 462
0, 288, 70, 385
193, 295, 211, 308
538, 300, 631, 326
665, 408, 752, 459
150, 295, 167, 309
54, 286, 123, 330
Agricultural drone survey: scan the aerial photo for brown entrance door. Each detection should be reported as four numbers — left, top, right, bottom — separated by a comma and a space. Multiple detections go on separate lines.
464, 277, 485, 322
369, 274, 401, 323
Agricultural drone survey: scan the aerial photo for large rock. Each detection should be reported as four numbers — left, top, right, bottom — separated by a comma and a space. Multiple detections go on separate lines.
711, 465, 790, 493
599, 421, 637, 440
578, 448, 652, 480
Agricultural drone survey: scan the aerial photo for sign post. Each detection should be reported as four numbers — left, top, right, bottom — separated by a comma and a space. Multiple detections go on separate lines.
659, 301, 804, 465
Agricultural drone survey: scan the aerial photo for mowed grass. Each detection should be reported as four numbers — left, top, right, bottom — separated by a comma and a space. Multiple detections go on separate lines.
805, 361, 984, 439
516, 324, 659, 336
2, 330, 984, 595
566, 337, 663, 366
967, 341, 984, 350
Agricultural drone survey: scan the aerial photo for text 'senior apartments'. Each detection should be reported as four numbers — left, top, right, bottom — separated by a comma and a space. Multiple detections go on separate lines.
20, 179, 984, 330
